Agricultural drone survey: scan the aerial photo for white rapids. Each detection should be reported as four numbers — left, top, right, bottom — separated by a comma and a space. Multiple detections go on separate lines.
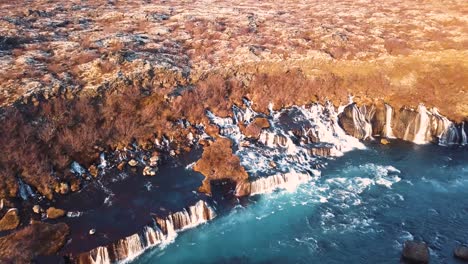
208, 101, 366, 196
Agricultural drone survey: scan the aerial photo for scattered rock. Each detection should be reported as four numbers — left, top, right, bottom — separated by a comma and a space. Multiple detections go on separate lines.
143, 166, 157, 176
46, 207, 66, 219
88, 165, 98, 178
454, 245, 468, 261
381, 138, 390, 145
55, 182, 69, 195
128, 159, 138, 167
32, 205, 41, 214
0, 208, 20, 231
70, 180, 80, 192
149, 152, 160, 167
117, 161, 126, 171
402, 241, 429, 263
269, 161, 277, 168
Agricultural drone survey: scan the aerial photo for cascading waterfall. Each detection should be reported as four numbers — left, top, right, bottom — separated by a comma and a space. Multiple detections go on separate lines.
75, 200, 215, 264
352, 104, 373, 140
208, 101, 366, 196
408, 104, 430, 144
384, 104, 395, 138
245, 170, 313, 196
339, 101, 466, 146
461, 122, 467, 145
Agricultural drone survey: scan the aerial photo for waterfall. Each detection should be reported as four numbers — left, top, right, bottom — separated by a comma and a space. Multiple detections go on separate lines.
87, 247, 110, 264
461, 122, 467, 145
405, 105, 430, 144
258, 131, 298, 154
384, 104, 395, 138
439, 123, 460, 146
352, 105, 373, 140
18, 178, 35, 200
75, 200, 215, 264
208, 101, 365, 197
242, 170, 312, 196
71, 161, 87, 177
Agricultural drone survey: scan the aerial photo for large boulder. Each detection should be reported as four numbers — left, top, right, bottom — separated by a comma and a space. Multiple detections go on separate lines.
242, 117, 270, 139
46, 207, 66, 219
454, 245, 468, 261
0, 208, 20, 231
402, 241, 429, 263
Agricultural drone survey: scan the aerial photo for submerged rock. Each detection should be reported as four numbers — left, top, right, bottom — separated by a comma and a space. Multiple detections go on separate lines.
46, 207, 66, 219
454, 245, 468, 261
0, 208, 20, 231
402, 241, 429, 263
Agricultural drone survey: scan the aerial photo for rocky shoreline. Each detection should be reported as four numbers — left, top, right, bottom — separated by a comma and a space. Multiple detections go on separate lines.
0, 96, 467, 263
0, 0, 467, 262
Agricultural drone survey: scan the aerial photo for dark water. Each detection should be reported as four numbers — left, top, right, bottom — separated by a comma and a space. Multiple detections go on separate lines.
55, 148, 208, 254
133, 141, 468, 264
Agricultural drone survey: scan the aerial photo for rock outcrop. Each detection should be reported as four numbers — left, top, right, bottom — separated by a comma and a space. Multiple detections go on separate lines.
46, 207, 66, 219
0, 208, 20, 231
402, 241, 429, 263
193, 138, 248, 194
241, 117, 270, 139
0, 221, 69, 263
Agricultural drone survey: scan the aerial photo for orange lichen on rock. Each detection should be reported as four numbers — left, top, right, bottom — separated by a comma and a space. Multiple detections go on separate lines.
193, 138, 248, 194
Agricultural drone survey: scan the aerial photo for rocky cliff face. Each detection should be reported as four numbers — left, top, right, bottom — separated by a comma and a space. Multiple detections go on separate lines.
339, 102, 467, 145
